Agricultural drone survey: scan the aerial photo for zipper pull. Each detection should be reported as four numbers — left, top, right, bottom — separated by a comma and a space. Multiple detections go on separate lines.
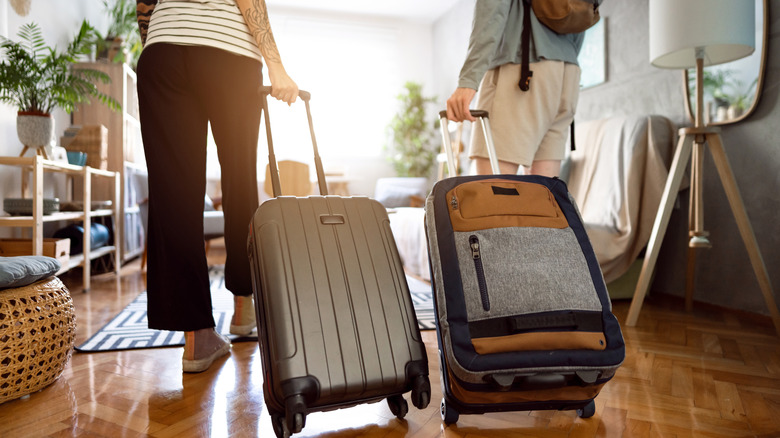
450, 195, 459, 210
469, 236, 480, 259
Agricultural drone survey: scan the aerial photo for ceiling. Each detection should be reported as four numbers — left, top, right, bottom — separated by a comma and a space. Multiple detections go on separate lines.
266, 0, 462, 22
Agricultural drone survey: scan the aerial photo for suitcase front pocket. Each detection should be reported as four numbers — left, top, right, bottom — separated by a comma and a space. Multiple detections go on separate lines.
448, 180, 569, 232
455, 227, 603, 323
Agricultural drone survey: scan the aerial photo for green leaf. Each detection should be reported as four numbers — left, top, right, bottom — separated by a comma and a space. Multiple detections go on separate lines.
0, 21, 121, 114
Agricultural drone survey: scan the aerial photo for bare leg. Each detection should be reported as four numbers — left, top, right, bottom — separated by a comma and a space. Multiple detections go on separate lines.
471, 157, 519, 175
524, 160, 561, 178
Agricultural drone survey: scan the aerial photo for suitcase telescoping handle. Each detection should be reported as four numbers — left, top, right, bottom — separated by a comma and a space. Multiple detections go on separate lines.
259, 86, 327, 197
438, 110, 500, 176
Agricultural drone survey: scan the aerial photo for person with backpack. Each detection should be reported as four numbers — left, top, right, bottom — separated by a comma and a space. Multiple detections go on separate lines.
446, 0, 601, 177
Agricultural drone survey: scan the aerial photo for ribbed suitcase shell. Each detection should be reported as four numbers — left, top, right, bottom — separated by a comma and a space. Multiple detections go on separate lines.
248, 89, 429, 438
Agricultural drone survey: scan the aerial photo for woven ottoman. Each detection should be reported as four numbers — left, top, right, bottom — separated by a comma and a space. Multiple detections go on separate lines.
0, 276, 76, 404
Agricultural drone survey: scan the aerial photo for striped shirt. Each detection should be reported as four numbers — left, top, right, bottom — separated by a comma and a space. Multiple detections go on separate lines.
146, 0, 262, 62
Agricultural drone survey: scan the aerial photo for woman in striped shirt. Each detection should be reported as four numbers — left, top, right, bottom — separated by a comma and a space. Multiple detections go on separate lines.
136, 0, 298, 373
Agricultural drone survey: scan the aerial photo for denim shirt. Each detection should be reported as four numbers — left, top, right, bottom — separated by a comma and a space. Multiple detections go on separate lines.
458, 0, 600, 90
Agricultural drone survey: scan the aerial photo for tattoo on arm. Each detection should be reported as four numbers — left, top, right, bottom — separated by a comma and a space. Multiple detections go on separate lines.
241, 0, 282, 63
136, 0, 158, 46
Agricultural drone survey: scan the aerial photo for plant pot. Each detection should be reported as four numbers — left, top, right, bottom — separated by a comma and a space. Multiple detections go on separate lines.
97, 37, 127, 63
16, 112, 54, 149
727, 105, 744, 120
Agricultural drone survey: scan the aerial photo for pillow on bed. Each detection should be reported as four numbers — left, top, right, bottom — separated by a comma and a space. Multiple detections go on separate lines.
374, 177, 428, 208
0, 256, 61, 290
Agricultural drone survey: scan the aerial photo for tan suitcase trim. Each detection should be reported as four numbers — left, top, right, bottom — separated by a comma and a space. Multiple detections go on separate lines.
447, 180, 569, 232
447, 366, 604, 405
472, 331, 607, 355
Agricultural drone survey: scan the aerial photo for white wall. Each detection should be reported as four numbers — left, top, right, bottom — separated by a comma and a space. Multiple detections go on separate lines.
256, 6, 438, 197
1, 2, 437, 224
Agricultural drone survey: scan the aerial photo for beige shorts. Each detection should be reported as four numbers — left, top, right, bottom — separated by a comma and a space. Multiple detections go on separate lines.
469, 60, 581, 167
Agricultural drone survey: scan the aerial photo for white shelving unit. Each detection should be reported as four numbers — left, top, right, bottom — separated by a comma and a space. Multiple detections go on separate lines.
0, 155, 120, 292
73, 62, 146, 263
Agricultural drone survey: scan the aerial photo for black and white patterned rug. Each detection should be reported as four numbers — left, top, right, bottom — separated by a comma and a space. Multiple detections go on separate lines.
76, 266, 435, 352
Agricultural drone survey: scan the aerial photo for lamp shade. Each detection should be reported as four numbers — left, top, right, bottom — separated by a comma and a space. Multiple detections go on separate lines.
649, 0, 755, 69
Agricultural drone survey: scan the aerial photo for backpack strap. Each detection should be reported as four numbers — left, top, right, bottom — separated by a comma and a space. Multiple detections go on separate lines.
519, 0, 533, 91
519, 0, 576, 152
570, 119, 576, 151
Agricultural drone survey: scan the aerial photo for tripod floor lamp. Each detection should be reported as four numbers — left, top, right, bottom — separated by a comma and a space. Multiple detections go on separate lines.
625, 0, 780, 335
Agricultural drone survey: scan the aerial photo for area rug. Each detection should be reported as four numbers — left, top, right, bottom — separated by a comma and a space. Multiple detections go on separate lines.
76, 266, 434, 353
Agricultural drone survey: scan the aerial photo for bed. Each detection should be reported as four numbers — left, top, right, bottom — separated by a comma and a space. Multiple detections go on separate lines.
388, 207, 430, 281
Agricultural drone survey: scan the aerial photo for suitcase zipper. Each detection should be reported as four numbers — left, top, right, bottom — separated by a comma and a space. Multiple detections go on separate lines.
469, 235, 490, 311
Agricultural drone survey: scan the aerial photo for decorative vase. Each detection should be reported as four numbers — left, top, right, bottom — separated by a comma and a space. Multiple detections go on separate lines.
727, 105, 743, 120
16, 112, 54, 155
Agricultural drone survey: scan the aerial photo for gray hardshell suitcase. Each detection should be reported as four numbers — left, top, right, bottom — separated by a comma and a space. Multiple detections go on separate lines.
247, 88, 431, 438
426, 111, 625, 425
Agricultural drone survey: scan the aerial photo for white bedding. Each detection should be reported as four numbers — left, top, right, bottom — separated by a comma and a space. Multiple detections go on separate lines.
388, 207, 430, 281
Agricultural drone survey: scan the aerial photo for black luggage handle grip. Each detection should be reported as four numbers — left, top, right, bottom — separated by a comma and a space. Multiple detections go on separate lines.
438, 109, 499, 175
438, 109, 488, 120
258, 86, 311, 102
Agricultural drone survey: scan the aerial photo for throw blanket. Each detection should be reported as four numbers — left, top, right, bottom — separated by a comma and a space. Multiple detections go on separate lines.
565, 115, 678, 283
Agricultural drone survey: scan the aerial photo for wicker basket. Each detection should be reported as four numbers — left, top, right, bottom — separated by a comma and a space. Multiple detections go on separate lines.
0, 277, 76, 404
61, 125, 108, 170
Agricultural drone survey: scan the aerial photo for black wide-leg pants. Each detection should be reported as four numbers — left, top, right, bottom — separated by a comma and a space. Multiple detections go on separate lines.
137, 44, 262, 331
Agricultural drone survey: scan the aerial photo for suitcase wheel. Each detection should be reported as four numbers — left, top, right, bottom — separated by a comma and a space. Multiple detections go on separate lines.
440, 398, 459, 425
271, 412, 290, 438
577, 400, 596, 418
411, 375, 431, 409
285, 395, 306, 434
387, 394, 409, 419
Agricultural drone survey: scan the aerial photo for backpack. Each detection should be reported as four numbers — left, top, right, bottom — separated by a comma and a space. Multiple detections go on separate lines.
519, 0, 600, 91
532, 0, 600, 35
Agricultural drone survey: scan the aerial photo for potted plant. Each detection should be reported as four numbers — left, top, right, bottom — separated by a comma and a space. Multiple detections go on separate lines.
385, 81, 439, 179
726, 77, 758, 120
689, 68, 733, 121
92, 0, 142, 67
376, 82, 439, 208
0, 21, 120, 157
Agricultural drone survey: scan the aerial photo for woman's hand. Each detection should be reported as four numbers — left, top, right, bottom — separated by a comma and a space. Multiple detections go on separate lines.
268, 66, 298, 105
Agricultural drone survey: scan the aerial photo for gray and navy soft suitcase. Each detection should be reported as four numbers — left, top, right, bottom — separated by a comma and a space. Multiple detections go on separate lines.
247, 88, 431, 438
426, 110, 625, 424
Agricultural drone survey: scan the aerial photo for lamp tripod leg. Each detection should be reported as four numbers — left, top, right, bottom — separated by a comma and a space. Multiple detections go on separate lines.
705, 133, 780, 336
685, 138, 711, 311
689, 139, 711, 247
626, 134, 694, 327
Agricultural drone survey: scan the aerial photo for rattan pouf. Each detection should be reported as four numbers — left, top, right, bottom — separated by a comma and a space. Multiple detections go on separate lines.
0, 276, 76, 404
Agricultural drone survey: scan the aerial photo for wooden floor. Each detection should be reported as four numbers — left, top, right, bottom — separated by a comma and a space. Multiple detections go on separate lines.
2, 241, 779, 437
